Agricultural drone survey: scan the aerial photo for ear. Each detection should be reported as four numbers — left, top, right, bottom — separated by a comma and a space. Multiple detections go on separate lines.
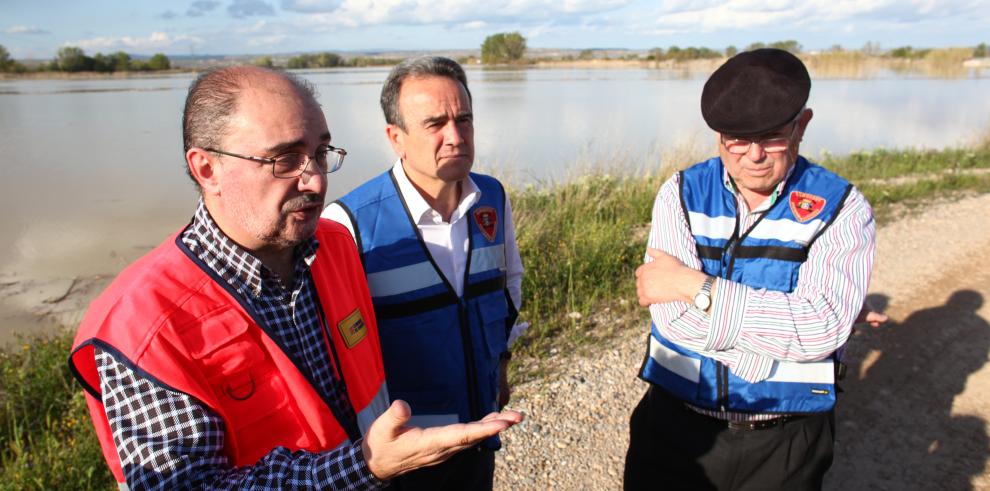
385, 124, 406, 160
186, 147, 222, 196
796, 108, 813, 138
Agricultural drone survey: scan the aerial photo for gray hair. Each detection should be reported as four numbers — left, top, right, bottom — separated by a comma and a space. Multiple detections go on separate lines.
181, 66, 317, 186
380, 56, 471, 131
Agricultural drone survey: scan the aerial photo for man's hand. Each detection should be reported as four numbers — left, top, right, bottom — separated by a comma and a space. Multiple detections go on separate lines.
855, 303, 889, 328
636, 248, 708, 306
498, 358, 511, 409
361, 400, 523, 481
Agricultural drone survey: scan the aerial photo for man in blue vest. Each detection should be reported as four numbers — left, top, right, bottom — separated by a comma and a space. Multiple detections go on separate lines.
323, 56, 524, 490
624, 49, 878, 489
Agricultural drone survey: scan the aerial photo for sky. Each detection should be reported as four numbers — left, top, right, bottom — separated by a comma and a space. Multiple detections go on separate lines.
2, 0, 989, 59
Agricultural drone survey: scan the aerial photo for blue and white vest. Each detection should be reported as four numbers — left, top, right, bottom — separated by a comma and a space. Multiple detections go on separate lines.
336, 170, 514, 448
640, 156, 853, 414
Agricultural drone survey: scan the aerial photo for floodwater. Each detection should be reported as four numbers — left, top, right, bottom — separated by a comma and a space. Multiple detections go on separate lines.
0, 66, 988, 340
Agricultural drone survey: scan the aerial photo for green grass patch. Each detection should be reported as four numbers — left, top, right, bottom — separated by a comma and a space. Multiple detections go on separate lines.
0, 331, 111, 490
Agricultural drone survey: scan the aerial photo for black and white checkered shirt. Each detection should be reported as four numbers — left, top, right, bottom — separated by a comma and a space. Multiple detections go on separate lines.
95, 199, 384, 490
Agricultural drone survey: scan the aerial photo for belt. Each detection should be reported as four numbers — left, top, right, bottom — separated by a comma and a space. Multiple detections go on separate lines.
725, 416, 799, 431
685, 403, 801, 431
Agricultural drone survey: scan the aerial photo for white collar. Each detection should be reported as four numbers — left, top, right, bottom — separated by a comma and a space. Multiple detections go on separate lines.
391, 159, 481, 224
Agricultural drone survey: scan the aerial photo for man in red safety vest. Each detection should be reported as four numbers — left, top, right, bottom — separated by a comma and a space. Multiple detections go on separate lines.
69, 65, 522, 490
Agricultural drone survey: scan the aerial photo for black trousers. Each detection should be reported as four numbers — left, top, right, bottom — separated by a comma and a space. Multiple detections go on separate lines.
388, 445, 495, 491
624, 386, 835, 491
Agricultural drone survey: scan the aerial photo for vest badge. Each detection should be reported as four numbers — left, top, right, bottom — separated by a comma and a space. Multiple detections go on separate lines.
337, 309, 367, 348
474, 206, 498, 242
788, 191, 826, 223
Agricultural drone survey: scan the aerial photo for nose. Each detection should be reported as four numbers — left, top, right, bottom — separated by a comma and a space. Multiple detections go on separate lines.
442, 120, 465, 147
746, 141, 767, 161
297, 160, 327, 194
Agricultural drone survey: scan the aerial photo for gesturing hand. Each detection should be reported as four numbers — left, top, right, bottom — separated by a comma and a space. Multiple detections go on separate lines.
361, 400, 524, 481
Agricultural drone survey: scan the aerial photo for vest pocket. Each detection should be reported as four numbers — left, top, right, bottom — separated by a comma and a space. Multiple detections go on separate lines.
378, 309, 464, 392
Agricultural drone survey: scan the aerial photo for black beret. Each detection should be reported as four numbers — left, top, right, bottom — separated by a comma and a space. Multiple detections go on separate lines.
701, 48, 810, 137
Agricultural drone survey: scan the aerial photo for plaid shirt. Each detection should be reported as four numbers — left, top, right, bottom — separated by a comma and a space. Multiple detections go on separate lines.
95, 200, 384, 490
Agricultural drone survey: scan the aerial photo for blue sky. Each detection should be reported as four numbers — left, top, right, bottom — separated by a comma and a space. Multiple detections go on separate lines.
2, 0, 989, 59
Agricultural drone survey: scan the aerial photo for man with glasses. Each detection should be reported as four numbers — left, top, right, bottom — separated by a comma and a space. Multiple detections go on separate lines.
323, 56, 524, 490
69, 66, 522, 490
624, 49, 877, 489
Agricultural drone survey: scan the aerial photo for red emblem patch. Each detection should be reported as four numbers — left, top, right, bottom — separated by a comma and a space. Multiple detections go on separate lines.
474, 206, 498, 242
789, 191, 827, 223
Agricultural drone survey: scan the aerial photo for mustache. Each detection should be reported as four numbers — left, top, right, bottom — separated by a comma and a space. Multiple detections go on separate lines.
283, 193, 323, 212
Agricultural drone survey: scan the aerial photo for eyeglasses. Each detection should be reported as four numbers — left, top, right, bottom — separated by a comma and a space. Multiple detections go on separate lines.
721, 122, 799, 155
203, 145, 347, 178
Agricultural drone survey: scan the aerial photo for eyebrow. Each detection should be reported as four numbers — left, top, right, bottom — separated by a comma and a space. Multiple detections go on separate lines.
421, 111, 472, 127
264, 131, 333, 155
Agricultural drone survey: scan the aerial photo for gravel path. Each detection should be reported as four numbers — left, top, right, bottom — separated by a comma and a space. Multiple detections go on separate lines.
495, 192, 990, 490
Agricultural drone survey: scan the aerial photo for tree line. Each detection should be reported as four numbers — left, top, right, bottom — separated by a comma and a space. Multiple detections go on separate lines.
0, 44, 171, 73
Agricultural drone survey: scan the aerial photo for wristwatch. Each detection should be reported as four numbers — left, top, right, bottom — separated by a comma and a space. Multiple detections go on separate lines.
693, 276, 716, 312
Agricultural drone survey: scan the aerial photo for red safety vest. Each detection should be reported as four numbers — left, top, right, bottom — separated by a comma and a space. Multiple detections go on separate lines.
69, 220, 388, 485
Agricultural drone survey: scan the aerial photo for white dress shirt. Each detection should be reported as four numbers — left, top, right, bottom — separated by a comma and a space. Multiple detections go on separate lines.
323, 160, 525, 342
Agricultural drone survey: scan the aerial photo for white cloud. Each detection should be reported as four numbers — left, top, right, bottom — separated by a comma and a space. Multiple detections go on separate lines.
68, 32, 204, 52
294, 0, 631, 29
5, 26, 51, 35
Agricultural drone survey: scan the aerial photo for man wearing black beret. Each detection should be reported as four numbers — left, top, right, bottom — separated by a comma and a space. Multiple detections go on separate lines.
625, 49, 877, 489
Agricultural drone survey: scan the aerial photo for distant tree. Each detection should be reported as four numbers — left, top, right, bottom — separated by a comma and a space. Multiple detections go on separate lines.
147, 53, 171, 70
725, 45, 738, 57
91, 53, 113, 72
56, 46, 92, 72
0, 44, 12, 71
253, 55, 274, 68
647, 47, 664, 61
975, 42, 988, 58
745, 42, 766, 51
110, 51, 132, 71
287, 52, 343, 69
768, 40, 802, 54
481, 32, 527, 64
578, 49, 595, 60
827, 44, 845, 53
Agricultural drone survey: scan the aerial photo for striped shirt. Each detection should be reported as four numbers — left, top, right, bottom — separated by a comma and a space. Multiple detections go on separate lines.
94, 199, 383, 490
647, 165, 875, 420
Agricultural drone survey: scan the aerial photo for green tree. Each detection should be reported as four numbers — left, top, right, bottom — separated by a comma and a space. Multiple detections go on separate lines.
745, 42, 766, 51
578, 49, 595, 60
56, 46, 92, 72
253, 55, 274, 68
110, 51, 132, 71
481, 32, 527, 64
975, 43, 988, 58
725, 45, 738, 57
647, 47, 664, 61
0, 44, 12, 71
147, 53, 171, 70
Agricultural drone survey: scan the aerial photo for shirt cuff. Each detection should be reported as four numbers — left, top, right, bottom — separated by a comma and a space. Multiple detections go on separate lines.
704, 277, 747, 352
315, 439, 387, 490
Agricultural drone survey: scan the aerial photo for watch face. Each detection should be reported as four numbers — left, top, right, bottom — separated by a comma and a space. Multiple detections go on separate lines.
694, 293, 711, 311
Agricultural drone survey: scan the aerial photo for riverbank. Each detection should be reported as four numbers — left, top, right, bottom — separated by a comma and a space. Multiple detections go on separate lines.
2, 142, 989, 488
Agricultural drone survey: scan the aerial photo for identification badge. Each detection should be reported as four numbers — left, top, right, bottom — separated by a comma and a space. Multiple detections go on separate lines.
474, 206, 498, 242
337, 309, 367, 349
788, 191, 827, 223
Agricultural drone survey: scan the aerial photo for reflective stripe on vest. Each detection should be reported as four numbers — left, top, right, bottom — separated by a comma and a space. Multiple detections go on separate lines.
69, 221, 387, 484
640, 156, 851, 414
337, 170, 510, 448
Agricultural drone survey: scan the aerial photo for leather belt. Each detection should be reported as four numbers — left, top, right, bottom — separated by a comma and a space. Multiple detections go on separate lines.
725, 416, 797, 431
